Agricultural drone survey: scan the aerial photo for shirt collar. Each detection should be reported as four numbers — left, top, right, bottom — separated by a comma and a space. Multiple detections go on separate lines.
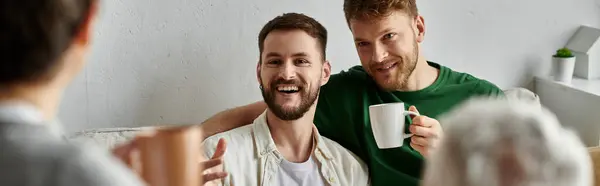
252, 110, 333, 160
0, 100, 64, 136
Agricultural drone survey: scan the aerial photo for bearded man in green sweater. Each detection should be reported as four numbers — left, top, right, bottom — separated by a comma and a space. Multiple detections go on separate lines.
199, 0, 503, 185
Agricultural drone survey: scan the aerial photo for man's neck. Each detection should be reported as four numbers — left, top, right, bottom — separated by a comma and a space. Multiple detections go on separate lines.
266, 107, 316, 163
0, 83, 63, 122
402, 57, 440, 91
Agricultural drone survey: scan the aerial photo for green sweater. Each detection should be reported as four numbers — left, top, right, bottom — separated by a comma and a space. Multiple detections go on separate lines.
313, 61, 503, 186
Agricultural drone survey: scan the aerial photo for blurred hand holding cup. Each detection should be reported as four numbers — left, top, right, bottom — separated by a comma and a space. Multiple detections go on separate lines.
118, 125, 203, 186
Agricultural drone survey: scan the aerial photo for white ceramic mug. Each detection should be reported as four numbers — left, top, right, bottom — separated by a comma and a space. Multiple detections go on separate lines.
369, 102, 420, 149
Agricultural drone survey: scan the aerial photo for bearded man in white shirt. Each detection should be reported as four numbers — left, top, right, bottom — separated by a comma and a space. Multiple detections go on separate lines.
202, 12, 370, 186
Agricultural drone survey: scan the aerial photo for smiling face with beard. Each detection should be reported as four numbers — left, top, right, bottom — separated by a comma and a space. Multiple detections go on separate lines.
257, 29, 330, 121
259, 75, 320, 120
350, 11, 425, 91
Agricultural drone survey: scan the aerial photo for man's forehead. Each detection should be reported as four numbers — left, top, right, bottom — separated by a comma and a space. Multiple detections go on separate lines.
261, 49, 318, 60
264, 52, 309, 58
349, 12, 413, 37
262, 30, 320, 57
263, 30, 317, 44
349, 10, 412, 25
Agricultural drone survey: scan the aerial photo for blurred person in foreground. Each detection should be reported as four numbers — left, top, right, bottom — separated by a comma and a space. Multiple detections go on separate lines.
0, 0, 225, 185
422, 97, 593, 186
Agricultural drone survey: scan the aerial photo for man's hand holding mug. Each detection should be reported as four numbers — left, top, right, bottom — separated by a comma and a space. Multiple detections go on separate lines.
111, 125, 228, 186
369, 103, 443, 157
407, 106, 443, 157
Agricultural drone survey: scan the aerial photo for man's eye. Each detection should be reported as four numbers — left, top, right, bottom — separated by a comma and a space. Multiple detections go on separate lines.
357, 42, 369, 47
296, 59, 310, 65
383, 33, 395, 39
267, 60, 281, 65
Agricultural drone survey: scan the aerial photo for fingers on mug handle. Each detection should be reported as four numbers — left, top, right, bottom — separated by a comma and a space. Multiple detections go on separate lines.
404, 111, 419, 139
404, 110, 420, 117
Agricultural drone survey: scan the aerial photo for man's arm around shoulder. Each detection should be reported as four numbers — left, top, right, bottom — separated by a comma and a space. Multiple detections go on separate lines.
200, 101, 266, 140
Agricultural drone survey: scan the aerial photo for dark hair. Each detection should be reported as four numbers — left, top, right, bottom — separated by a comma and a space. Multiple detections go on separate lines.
257, 12, 327, 63
0, 0, 94, 85
343, 0, 419, 22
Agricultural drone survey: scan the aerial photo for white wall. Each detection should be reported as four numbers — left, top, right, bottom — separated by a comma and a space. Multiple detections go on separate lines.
58, 0, 600, 132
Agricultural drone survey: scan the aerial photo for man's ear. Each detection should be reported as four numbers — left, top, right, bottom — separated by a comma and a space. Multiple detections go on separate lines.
321, 60, 331, 86
414, 15, 426, 43
74, 1, 98, 46
256, 61, 262, 85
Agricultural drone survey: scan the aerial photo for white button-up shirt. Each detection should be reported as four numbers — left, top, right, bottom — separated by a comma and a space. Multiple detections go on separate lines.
202, 110, 370, 186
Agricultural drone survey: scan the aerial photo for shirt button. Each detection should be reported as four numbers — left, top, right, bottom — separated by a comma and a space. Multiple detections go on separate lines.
329, 177, 335, 183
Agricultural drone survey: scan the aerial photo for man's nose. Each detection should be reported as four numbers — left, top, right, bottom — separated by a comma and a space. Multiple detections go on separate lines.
278, 63, 296, 80
371, 44, 388, 63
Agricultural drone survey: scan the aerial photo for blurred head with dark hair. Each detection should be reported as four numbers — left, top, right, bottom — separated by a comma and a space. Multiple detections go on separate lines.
0, 0, 98, 119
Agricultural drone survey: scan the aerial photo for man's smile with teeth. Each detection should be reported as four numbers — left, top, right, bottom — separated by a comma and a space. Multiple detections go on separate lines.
277, 85, 300, 93
377, 62, 397, 71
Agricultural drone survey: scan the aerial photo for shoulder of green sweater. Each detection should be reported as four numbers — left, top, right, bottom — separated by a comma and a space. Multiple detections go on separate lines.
335, 65, 370, 81
325, 65, 370, 89
438, 63, 504, 97
462, 74, 504, 97
473, 78, 505, 97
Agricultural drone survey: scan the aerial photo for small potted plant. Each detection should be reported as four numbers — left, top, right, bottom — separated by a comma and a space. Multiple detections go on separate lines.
552, 47, 576, 83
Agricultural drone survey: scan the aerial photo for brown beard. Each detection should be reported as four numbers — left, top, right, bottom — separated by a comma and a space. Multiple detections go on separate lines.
375, 38, 419, 91
259, 76, 319, 121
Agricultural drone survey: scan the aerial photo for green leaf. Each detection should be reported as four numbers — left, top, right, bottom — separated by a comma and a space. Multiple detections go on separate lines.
553, 47, 574, 58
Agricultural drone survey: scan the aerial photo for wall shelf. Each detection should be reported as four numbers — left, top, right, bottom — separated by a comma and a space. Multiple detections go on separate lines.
535, 76, 600, 147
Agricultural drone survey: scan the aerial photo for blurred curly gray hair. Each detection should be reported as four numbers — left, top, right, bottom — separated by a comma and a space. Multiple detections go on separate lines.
422, 97, 592, 186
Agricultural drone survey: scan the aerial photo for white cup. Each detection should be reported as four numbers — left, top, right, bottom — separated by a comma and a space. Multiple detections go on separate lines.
369, 102, 420, 149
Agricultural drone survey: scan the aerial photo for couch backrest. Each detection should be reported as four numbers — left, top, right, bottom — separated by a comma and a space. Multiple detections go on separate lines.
68, 87, 542, 149
503, 87, 540, 105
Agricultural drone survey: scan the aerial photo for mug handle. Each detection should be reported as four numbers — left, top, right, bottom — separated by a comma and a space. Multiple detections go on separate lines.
402, 111, 420, 139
